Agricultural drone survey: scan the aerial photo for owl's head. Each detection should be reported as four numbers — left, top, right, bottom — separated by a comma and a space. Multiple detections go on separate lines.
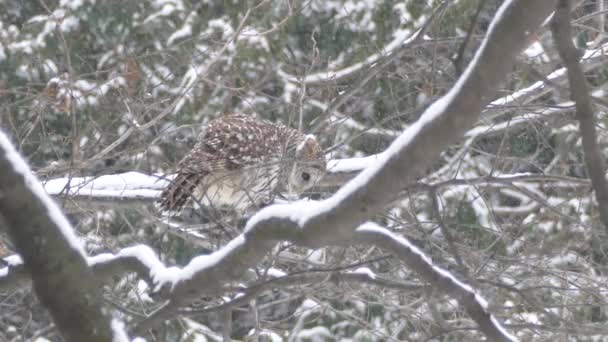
288, 135, 326, 193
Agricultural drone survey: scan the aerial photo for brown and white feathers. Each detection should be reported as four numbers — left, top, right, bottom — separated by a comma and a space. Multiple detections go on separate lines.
159, 114, 325, 212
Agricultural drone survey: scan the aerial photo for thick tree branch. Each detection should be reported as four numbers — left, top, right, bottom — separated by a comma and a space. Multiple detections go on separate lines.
550, 0, 608, 232
1, 2, 556, 340
130, 1, 556, 339
0, 245, 165, 292
353, 224, 513, 341
0, 132, 115, 342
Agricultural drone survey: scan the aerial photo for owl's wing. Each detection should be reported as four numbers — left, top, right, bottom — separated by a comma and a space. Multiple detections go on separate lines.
159, 114, 287, 212
190, 114, 284, 171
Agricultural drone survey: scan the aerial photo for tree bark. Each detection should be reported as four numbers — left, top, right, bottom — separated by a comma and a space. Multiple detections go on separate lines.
0, 133, 114, 342
551, 0, 608, 233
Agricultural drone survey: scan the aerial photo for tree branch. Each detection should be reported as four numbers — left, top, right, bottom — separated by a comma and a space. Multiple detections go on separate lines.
0, 132, 115, 342
2, 2, 556, 340
550, 0, 608, 233
131, 1, 556, 339
354, 224, 513, 341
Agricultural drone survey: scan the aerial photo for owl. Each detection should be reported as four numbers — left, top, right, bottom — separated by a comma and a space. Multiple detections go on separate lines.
159, 114, 326, 212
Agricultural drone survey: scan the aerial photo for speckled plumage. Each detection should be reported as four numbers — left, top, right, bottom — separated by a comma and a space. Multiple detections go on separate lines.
159, 114, 325, 212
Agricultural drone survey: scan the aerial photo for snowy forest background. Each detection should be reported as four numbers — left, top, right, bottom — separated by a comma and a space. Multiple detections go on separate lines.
0, 0, 607, 341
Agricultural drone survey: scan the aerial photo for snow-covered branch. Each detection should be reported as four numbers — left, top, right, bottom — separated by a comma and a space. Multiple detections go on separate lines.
43, 171, 167, 200
130, 2, 557, 339
353, 223, 515, 341
483, 40, 608, 121
0, 131, 116, 341
0, 245, 161, 293
278, 23, 427, 85
1, 1, 557, 340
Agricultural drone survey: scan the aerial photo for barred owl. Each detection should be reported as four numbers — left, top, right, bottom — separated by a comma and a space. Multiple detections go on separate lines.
159, 114, 326, 212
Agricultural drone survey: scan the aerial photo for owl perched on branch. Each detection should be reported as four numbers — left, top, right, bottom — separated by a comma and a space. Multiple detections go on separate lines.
159, 114, 326, 212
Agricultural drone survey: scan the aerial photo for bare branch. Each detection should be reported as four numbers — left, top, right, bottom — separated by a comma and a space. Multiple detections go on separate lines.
181, 270, 425, 316
551, 0, 608, 232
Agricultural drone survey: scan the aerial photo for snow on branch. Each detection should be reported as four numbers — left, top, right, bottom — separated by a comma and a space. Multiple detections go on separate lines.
277, 1, 449, 86
484, 40, 608, 121
2, 2, 556, 340
354, 223, 516, 341
279, 28, 423, 85
39, 159, 379, 201
0, 245, 168, 293
41, 42, 608, 198
130, 1, 556, 339
43, 171, 168, 200
0, 130, 116, 341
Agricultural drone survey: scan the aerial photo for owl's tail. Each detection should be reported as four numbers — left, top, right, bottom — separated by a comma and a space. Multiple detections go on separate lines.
158, 173, 202, 212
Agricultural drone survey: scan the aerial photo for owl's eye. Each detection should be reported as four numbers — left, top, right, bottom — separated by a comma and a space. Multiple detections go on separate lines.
301, 172, 311, 182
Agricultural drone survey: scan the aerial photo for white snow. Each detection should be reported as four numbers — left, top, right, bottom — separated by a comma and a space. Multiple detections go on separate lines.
357, 222, 515, 340
3, 254, 23, 266
297, 326, 333, 340
90, 245, 180, 291
331, 0, 381, 31
307, 248, 326, 264
327, 153, 385, 173
549, 252, 581, 267
350, 267, 376, 279
167, 24, 192, 45
244, 199, 316, 232
281, 27, 418, 84
88, 245, 174, 291
239, 27, 270, 51
59, 16, 79, 32
7, 40, 34, 54
0, 43, 6, 62
143, 0, 184, 24
43, 172, 169, 199
490, 68, 566, 108
255, 330, 282, 342
59, 0, 85, 10
86, 236, 249, 292
523, 40, 550, 63
167, 12, 195, 45
0, 131, 86, 257
266, 267, 287, 278
246, 49, 460, 231
111, 319, 130, 342
489, 41, 608, 110
179, 234, 246, 282
0, 254, 23, 276
295, 298, 322, 316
